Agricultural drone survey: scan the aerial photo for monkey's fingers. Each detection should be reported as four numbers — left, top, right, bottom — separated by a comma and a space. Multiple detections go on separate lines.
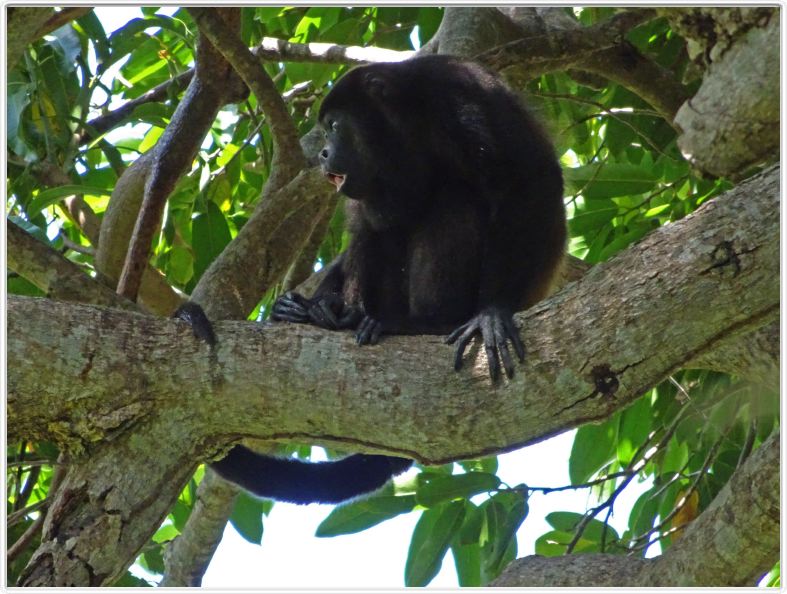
356, 316, 383, 345
447, 322, 478, 371
270, 301, 310, 323
497, 339, 515, 379
503, 316, 526, 362
445, 320, 472, 344
271, 293, 310, 319
308, 300, 340, 329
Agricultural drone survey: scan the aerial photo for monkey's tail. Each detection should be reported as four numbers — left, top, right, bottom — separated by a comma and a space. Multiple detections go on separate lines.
210, 445, 413, 505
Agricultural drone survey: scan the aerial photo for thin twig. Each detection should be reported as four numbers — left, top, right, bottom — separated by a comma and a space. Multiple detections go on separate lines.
7, 500, 48, 527
628, 430, 728, 548
7, 466, 66, 562
13, 466, 41, 513
526, 469, 632, 494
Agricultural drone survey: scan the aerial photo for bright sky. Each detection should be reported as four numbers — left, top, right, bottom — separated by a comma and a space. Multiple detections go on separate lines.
87, 7, 653, 588
199, 432, 653, 588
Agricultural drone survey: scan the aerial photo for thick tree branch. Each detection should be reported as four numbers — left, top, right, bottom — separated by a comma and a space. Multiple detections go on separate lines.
575, 43, 689, 124
7, 7, 92, 69
687, 321, 778, 387
493, 430, 779, 586
188, 166, 333, 318
7, 221, 134, 310
672, 10, 779, 178
92, 152, 186, 316
478, 8, 658, 69
9, 165, 778, 456
160, 470, 239, 586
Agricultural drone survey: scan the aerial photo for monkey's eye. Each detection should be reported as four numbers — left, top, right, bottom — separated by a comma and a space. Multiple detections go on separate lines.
327, 119, 338, 132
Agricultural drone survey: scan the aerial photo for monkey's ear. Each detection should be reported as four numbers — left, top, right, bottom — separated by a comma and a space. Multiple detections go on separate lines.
363, 72, 389, 99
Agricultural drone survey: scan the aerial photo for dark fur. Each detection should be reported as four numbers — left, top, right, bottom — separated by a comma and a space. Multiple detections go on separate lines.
213, 55, 566, 505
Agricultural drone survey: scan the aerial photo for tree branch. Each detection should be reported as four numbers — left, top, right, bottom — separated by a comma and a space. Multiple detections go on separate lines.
474, 8, 689, 122
478, 8, 659, 70
188, 7, 305, 193
9, 165, 777, 586
7, 7, 92, 69
188, 166, 333, 318
160, 470, 239, 586
254, 36, 413, 65
672, 11, 779, 178
77, 71, 193, 145
9, 166, 778, 457
574, 42, 689, 123
7, 221, 134, 310
116, 8, 247, 301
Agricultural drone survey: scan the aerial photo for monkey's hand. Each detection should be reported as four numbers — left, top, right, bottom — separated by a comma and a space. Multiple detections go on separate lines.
272, 292, 362, 331
445, 307, 525, 381
173, 301, 217, 346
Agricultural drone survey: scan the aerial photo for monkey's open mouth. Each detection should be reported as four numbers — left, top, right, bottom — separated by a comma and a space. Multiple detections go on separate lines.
326, 172, 346, 192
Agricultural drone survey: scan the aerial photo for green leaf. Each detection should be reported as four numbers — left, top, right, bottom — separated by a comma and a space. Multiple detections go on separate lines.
46, 24, 83, 70
316, 495, 416, 537
140, 545, 165, 574
27, 185, 113, 215
166, 244, 194, 286
170, 498, 192, 532
628, 485, 659, 538
535, 529, 573, 557
404, 501, 465, 586
544, 511, 621, 553
568, 199, 618, 235
458, 456, 498, 475
416, 472, 500, 507
76, 11, 110, 68
564, 163, 659, 199
152, 523, 179, 543
7, 76, 33, 150
660, 437, 689, 475
8, 275, 46, 297
483, 492, 527, 575
616, 395, 653, 465
457, 501, 484, 544
598, 222, 653, 260
451, 541, 481, 586
229, 491, 265, 544
569, 420, 617, 484
192, 201, 232, 283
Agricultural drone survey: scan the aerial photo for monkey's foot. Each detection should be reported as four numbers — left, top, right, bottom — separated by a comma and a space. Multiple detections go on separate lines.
173, 301, 217, 346
445, 307, 525, 381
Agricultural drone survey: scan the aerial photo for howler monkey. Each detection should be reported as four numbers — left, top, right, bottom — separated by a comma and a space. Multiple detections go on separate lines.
209, 55, 566, 505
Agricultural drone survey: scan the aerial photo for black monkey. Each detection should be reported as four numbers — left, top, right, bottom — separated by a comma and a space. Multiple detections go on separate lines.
273, 55, 566, 376
201, 55, 565, 505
